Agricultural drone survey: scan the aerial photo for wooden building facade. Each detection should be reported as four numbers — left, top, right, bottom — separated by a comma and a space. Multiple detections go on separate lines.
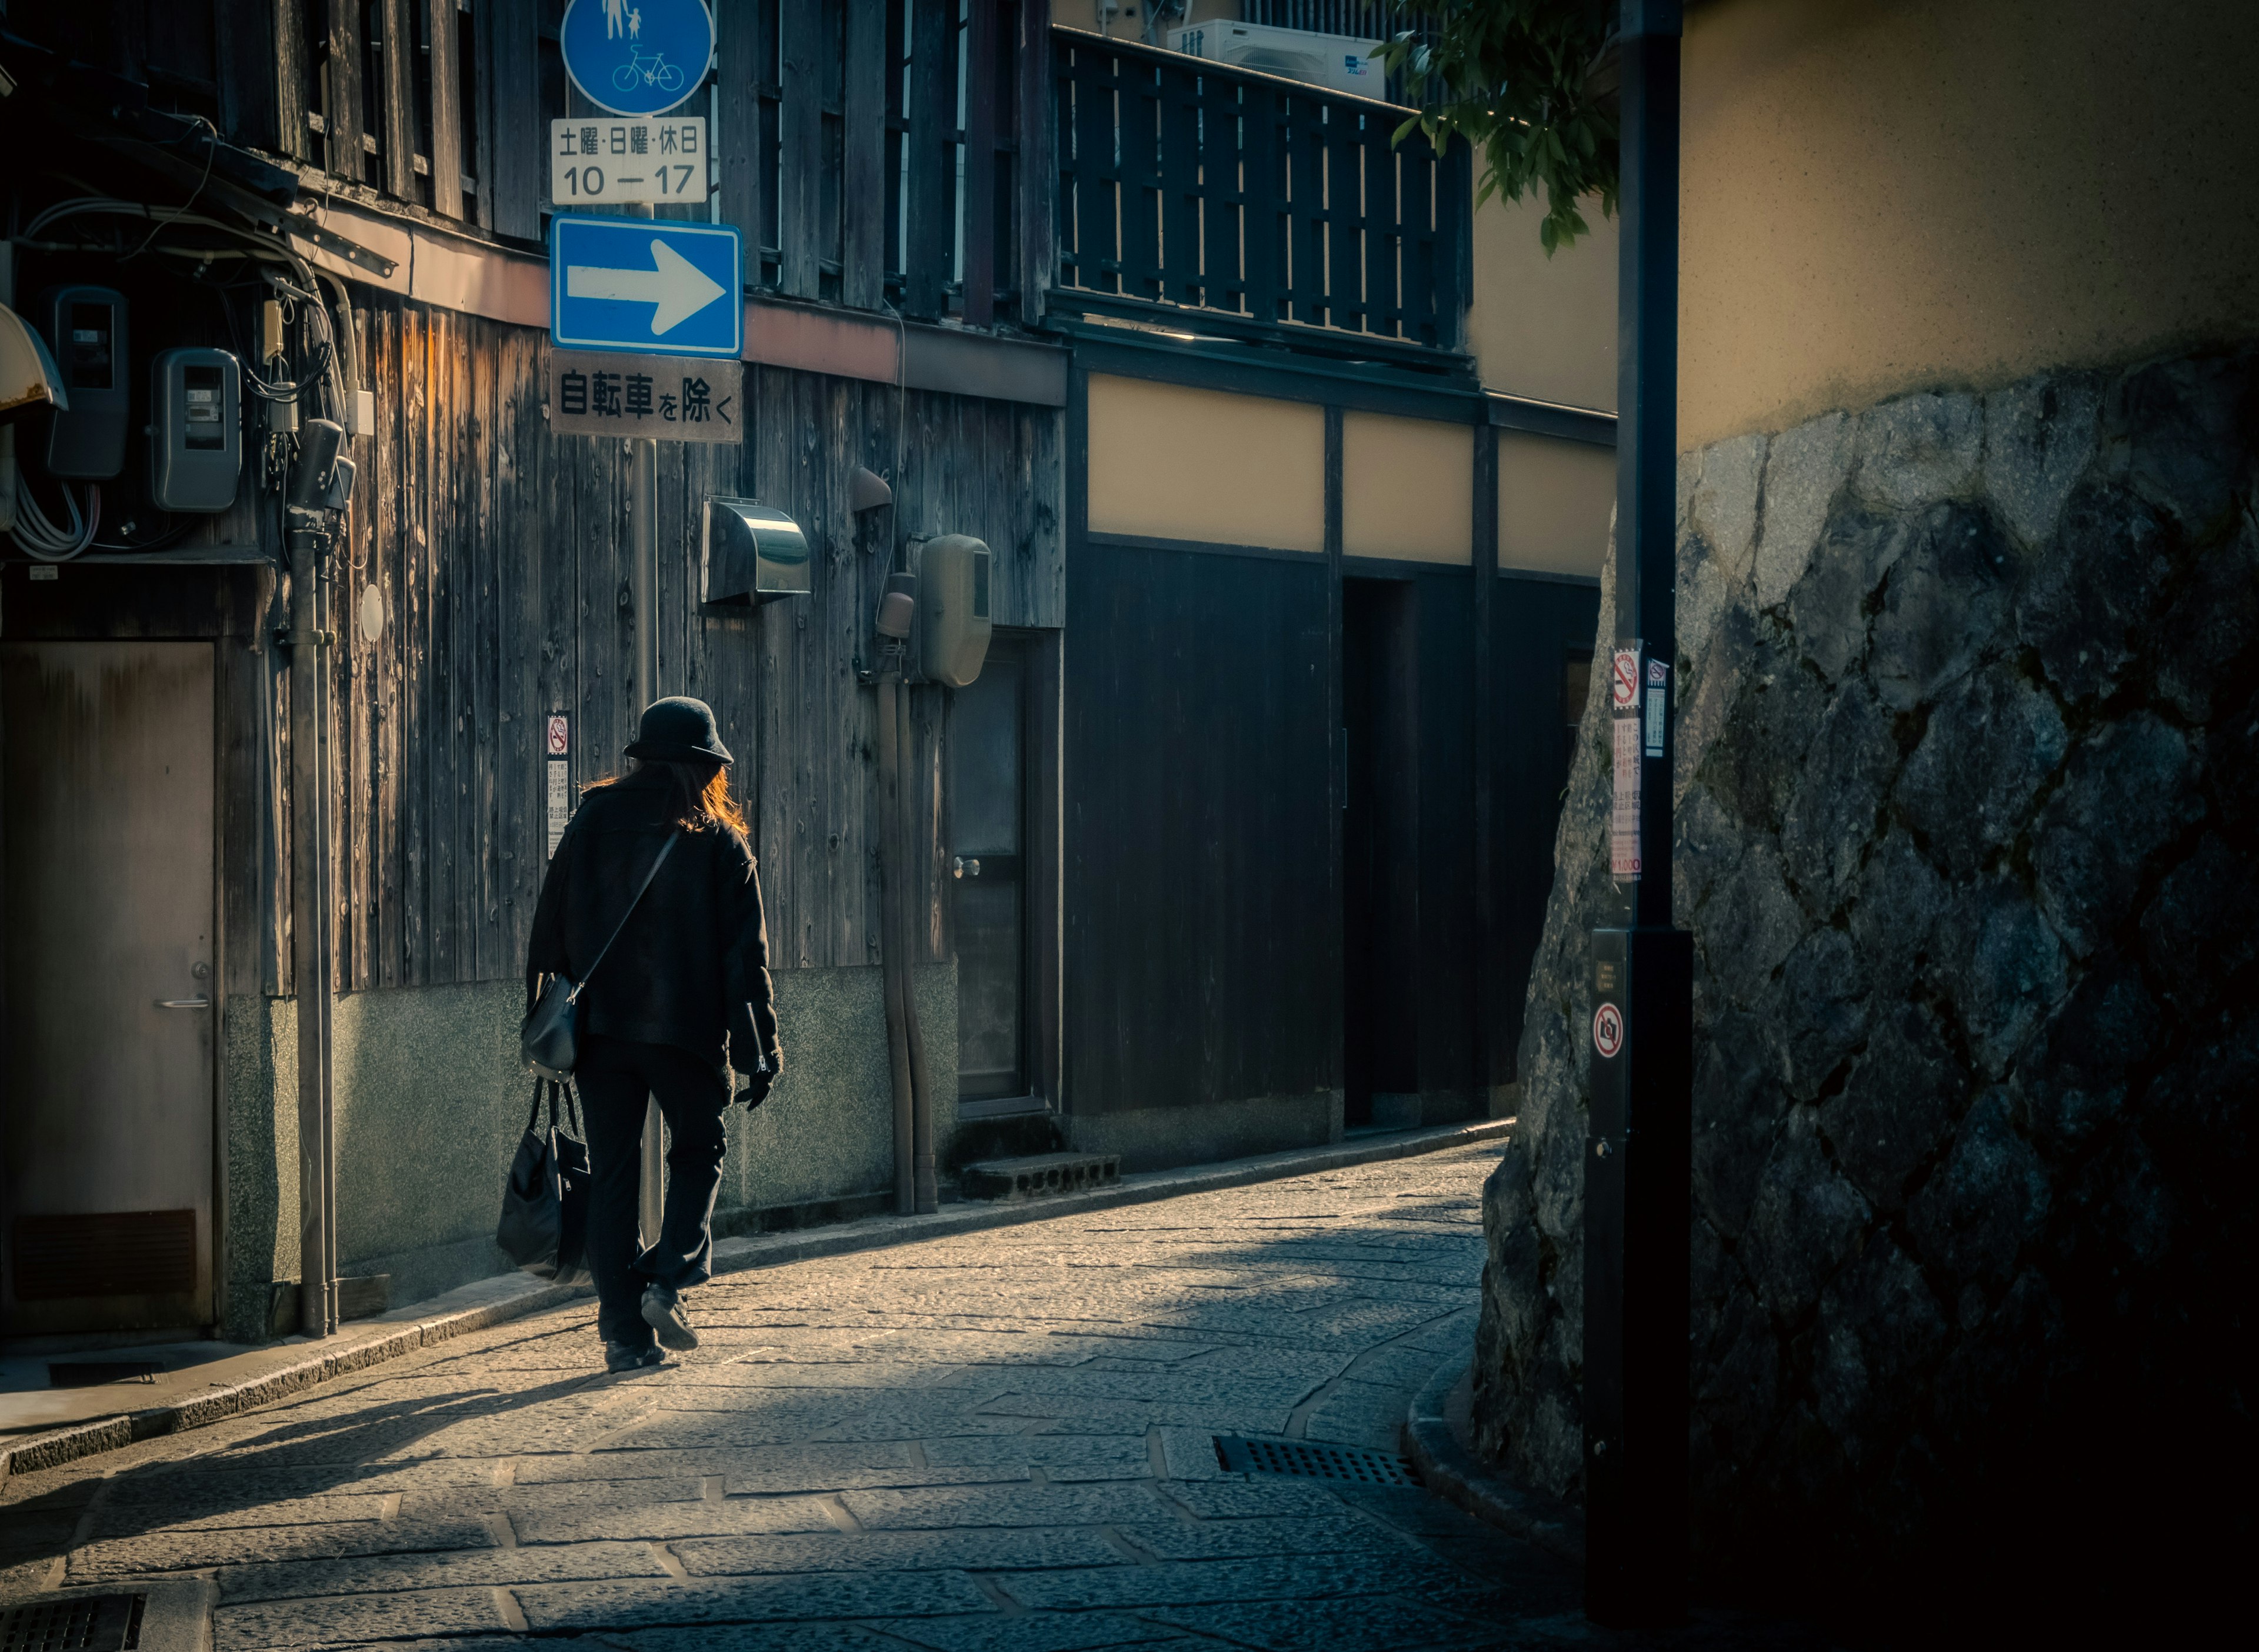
0, 2, 1608, 1347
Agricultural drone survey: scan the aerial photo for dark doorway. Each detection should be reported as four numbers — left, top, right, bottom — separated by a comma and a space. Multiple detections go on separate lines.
2, 642, 218, 1337
1341, 579, 1421, 1130
948, 636, 1028, 1105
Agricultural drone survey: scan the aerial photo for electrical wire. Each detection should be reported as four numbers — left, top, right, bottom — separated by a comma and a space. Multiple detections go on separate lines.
121, 116, 221, 263
11, 477, 101, 561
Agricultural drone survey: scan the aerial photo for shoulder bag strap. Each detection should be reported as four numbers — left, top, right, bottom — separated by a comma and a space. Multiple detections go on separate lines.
525, 1078, 547, 1134
569, 830, 681, 1000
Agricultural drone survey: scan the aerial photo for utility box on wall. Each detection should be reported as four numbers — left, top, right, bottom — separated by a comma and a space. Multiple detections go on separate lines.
704, 498, 811, 606
917, 534, 992, 688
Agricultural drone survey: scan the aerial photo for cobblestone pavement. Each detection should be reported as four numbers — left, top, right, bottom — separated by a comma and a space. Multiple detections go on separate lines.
0, 1141, 1811, 1650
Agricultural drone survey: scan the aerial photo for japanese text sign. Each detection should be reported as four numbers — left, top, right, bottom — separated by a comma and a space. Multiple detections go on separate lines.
545, 350, 742, 445
551, 118, 709, 205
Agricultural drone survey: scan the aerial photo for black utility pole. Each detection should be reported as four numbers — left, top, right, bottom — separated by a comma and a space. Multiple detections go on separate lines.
1584, 0, 1692, 1628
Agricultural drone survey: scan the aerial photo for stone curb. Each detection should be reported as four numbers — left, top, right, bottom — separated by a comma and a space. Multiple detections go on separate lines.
0, 1118, 1506, 1490
707, 1118, 1513, 1276
1402, 1352, 1586, 1563
0, 1279, 582, 1488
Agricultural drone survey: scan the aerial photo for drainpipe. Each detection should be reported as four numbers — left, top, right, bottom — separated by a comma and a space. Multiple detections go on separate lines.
895, 680, 938, 1214
875, 668, 917, 1215
874, 664, 939, 1217
286, 425, 342, 1339
1582, 0, 1692, 1628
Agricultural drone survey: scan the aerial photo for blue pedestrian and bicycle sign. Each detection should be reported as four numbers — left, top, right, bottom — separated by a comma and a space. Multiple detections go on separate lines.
560, 0, 715, 117
549, 216, 742, 358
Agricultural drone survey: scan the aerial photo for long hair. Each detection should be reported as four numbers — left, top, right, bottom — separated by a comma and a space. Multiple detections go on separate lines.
584, 757, 748, 840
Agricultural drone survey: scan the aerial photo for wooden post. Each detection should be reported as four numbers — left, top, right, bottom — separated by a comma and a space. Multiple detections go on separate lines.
1017, 0, 1054, 329
381, 0, 417, 199
842, 0, 889, 309
325, 0, 368, 185
427, 0, 466, 219
779, 0, 825, 300
904, 0, 957, 319
961, 0, 999, 327
1472, 420, 1498, 1107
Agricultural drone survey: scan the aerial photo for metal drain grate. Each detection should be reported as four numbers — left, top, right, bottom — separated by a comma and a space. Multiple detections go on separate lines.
0, 1593, 144, 1652
1214, 1435, 1418, 1487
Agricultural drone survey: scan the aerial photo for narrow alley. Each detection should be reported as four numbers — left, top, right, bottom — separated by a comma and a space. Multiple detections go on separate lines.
0, 1143, 1637, 1651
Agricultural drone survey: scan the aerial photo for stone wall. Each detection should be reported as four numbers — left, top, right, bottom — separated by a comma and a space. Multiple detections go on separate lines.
1477, 347, 2258, 1607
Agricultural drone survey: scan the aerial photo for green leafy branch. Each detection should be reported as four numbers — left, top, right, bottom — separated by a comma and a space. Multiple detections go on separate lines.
1375, 1, 1621, 255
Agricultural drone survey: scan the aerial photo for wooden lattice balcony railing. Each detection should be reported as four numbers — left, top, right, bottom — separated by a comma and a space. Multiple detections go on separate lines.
1051, 26, 1472, 365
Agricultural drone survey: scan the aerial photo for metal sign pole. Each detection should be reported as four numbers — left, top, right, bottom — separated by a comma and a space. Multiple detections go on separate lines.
628, 214, 666, 1244
1584, 0, 1692, 1628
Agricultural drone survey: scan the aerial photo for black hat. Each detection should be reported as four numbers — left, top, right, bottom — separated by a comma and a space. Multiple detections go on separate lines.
625, 696, 733, 765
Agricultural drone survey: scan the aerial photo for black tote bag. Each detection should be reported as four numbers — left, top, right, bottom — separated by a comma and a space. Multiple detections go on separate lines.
497, 1078, 592, 1286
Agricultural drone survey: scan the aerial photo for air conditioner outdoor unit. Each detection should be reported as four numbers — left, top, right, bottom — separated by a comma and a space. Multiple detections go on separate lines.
1169, 21, 1387, 99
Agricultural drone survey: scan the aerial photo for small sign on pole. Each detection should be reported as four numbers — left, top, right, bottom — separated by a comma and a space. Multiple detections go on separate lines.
1610, 642, 1644, 881
551, 117, 709, 206
545, 350, 742, 444
545, 715, 571, 859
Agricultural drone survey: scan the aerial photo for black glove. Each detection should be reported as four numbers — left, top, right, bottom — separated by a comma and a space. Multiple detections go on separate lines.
737, 1064, 778, 1109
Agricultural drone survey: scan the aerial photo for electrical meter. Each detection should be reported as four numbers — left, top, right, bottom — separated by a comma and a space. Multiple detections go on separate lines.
916, 535, 993, 688
39, 285, 128, 479
148, 347, 242, 512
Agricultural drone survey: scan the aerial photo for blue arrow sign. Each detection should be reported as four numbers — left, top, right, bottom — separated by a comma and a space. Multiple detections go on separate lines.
549, 216, 742, 358
560, 0, 715, 118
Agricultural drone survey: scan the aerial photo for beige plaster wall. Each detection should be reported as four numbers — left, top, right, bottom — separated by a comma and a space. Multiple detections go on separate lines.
1681, 0, 2259, 448
1056, 1, 1236, 44
1342, 411, 1472, 563
1085, 374, 1326, 551
1498, 433, 1615, 580
1467, 191, 1620, 412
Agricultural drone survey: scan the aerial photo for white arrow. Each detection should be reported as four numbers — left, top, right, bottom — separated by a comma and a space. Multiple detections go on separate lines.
565, 238, 727, 335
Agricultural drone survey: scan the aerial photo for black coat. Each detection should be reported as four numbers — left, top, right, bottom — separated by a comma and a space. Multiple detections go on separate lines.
525, 770, 780, 1075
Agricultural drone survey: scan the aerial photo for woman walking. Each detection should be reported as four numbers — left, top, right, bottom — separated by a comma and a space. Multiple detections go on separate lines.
526, 697, 781, 1372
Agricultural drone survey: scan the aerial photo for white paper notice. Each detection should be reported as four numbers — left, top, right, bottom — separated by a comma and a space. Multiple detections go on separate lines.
1611, 717, 1642, 880
547, 760, 571, 859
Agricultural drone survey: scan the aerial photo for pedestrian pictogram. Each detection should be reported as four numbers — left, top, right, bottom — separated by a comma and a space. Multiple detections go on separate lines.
1592, 1001, 1624, 1059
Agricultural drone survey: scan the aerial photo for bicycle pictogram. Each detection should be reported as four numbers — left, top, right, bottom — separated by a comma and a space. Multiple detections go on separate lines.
612, 47, 685, 94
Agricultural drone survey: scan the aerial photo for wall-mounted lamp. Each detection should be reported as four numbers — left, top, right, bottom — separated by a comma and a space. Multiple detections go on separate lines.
704, 497, 811, 606
0, 301, 68, 420
848, 464, 893, 515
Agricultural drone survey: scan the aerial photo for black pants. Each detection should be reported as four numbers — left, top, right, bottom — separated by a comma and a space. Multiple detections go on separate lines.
577, 1035, 732, 1350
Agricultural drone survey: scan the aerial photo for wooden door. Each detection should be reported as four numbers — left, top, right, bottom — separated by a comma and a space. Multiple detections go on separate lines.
948, 640, 1028, 1104
2, 642, 218, 1337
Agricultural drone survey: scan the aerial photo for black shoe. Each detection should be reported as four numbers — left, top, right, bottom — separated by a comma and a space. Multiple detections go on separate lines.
604, 1341, 667, 1373
641, 1283, 699, 1351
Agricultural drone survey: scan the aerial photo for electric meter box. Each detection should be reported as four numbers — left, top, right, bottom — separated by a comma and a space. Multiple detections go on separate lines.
703, 497, 811, 605
39, 286, 129, 478
149, 347, 243, 512
916, 534, 992, 688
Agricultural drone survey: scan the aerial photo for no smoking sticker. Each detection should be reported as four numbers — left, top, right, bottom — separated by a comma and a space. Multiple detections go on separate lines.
1592, 1002, 1624, 1059
1610, 648, 1641, 712
547, 715, 570, 757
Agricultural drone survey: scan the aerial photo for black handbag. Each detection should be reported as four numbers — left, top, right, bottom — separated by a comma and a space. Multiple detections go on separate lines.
497, 1078, 592, 1285
521, 830, 680, 1078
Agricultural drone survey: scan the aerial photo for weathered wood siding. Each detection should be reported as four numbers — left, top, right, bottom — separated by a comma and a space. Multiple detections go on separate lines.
323, 298, 1062, 991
